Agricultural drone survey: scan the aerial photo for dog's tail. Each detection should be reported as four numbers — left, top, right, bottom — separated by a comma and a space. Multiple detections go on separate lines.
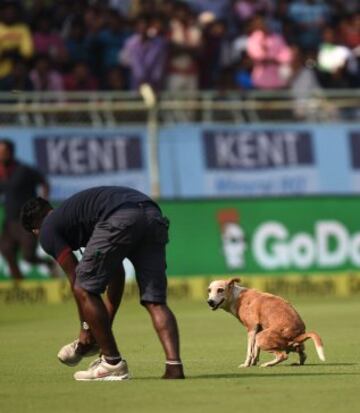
293, 332, 325, 362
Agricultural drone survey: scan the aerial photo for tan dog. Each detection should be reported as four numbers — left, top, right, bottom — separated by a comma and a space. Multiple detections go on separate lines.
207, 278, 325, 367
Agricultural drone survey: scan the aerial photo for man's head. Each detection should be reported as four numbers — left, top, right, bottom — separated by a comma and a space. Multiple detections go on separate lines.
0, 139, 15, 164
20, 197, 53, 235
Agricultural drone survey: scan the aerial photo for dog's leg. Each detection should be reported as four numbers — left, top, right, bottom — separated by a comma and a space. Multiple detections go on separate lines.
299, 350, 307, 365
297, 344, 307, 365
239, 332, 254, 368
239, 325, 261, 368
249, 324, 261, 365
289, 344, 307, 366
250, 343, 260, 366
260, 351, 288, 367
256, 329, 288, 367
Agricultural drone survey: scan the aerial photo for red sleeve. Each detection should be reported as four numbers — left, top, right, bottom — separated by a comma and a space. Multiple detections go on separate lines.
56, 247, 72, 265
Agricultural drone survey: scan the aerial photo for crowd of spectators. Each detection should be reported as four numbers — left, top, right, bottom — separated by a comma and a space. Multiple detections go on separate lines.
0, 0, 359, 94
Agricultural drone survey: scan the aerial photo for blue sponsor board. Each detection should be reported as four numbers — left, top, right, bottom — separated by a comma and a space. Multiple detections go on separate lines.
34, 135, 143, 175
158, 123, 358, 197
349, 131, 360, 192
201, 129, 316, 196
349, 132, 360, 169
0, 123, 359, 199
0, 127, 150, 199
203, 130, 314, 170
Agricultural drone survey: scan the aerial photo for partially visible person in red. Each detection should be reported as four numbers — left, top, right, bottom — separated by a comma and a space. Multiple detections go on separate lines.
0, 139, 53, 280
338, 13, 360, 50
63, 61, 98, 91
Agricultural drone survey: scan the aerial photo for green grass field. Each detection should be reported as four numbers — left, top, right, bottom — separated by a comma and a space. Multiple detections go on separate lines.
1, 295, 359, 413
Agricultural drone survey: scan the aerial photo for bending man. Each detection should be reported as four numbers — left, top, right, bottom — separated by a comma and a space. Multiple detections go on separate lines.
20, 186, 184, 381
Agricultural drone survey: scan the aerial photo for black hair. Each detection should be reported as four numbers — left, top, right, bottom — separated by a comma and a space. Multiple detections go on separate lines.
20, 197, 53, 232
0, 139, 15, 156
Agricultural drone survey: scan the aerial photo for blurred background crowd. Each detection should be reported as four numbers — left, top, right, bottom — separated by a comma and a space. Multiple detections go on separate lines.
0, 0, 359, 94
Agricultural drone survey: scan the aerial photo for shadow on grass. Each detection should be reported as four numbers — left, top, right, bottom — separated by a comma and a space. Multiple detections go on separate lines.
296, 363, 356, 367
134, 365, 359, 381
133, 363, 359, 380
191, 371, 360, 380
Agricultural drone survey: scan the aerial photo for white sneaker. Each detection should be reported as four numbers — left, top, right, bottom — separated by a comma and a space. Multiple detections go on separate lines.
57, 339, 99, 367
74, 356, 130, 381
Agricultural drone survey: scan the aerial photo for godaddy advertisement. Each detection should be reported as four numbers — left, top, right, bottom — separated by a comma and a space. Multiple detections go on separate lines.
1, 197, 360, 279
162, 197, 360, 276
2, 198, 360, 303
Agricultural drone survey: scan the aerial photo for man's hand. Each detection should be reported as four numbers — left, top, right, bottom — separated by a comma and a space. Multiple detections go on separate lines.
57, 250, 91, 334
78, 326, 96, 349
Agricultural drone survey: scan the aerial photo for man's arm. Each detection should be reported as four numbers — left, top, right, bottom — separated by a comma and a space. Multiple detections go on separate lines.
57, 249, 78, 289
57, 249, 96, 346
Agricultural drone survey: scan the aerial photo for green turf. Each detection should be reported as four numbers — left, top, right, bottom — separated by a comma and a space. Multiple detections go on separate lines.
1, 295, 359, 413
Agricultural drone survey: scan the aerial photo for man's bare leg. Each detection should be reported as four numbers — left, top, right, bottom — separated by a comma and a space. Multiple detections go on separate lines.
143, 302, 184, 379
78, 267, 125, 350
74, 285, 121, 360
58, 268, 125, 365
104, 266, 125, 325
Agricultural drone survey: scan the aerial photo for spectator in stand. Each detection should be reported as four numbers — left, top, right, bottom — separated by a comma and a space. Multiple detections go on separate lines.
0, 0, 356, 93
269, 0, 292, 35
30, 54, 64, 91
84, 5, 106, 78
227, 18, 250, 68
64, 16, 90, 64
338, 13, 360, 51
132, 0, 158, 17
103, 66, 125, 90
0, 1, 34, 80
234, 52, 254, 90
331, 0, 359, 16
96, 9, 129, 76
0, 57, 33, 91
200, 18, 228, 89
188, 0, 232, 20
289, 47, 321, 118
120, 15, 168, 91
167, 1, 202, 91
233, 0, 274, 24
157, 0, 176, 21
288, 0, 331, 51
107, 0, 133, 16
63, 61, 98, 91
317, 26, 358, 89
247, 15, 293, 89
32, 12, 66, 62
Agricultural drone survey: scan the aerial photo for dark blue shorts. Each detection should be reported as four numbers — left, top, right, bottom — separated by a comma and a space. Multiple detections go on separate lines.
75, 203, 169, 304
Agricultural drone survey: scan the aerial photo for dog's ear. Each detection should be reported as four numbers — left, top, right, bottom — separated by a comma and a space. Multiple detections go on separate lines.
227, 277, 241, 290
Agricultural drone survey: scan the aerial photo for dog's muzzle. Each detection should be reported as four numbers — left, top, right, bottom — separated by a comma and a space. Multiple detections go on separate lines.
207, 298, 224, 311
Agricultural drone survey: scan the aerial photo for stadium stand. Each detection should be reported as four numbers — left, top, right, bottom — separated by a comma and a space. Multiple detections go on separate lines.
0, 0, 358, 93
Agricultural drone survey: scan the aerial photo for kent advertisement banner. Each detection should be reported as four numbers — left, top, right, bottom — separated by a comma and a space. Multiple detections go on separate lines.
159, 123, 359, 197
0, 127, 150, 199
1, 123, 360, 198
